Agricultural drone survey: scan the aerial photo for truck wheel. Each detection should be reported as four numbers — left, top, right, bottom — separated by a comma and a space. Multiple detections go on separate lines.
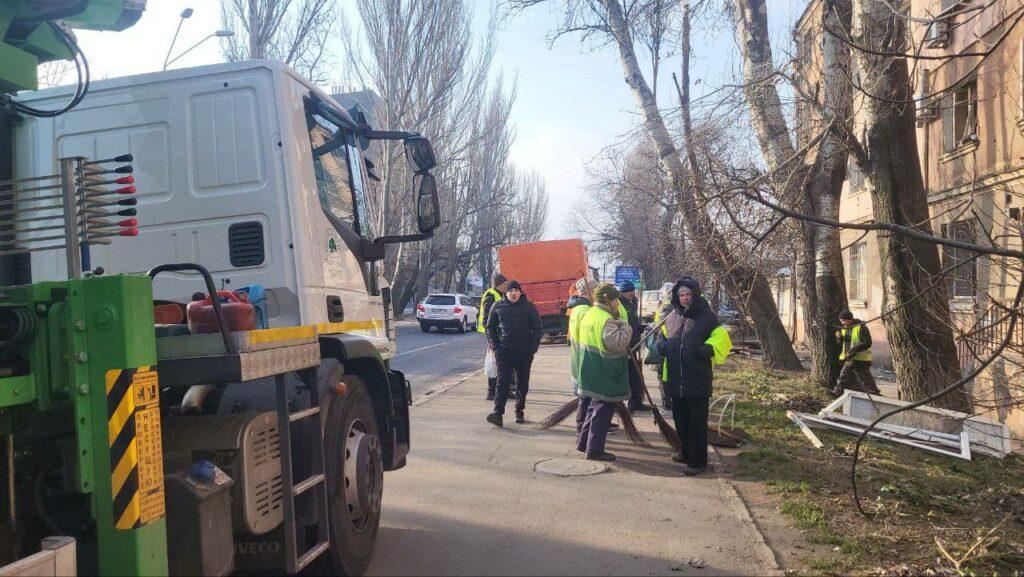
318, 375, 383, 576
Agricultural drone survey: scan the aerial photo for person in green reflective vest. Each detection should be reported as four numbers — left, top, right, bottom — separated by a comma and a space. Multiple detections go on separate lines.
830, 310, 880, 396
480, 273, 510, 400
656, 277, 732, 476
568, 277, 598, 433
576, 283, 633, 462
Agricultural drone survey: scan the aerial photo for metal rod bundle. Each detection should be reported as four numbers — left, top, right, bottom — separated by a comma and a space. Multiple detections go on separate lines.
0, 155, 139, 275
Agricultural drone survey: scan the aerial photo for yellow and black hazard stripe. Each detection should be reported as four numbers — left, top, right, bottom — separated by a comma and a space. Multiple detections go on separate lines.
107, 367, 143, 530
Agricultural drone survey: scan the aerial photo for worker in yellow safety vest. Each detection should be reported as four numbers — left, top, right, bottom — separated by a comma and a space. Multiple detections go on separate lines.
568, 277, 598, 434
654, 277, 732, 476
830, 310, 880, 396
480, 273, 510, 400
651, 282, 675, 410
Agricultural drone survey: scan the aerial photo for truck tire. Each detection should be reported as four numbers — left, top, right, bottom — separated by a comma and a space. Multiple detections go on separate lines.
318, 375, 383, 576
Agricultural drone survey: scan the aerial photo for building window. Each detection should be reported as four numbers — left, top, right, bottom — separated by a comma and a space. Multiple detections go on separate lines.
942, 220, 978, 298
1020, 38, 1024, 120
848, 242, 866, 302
945, 79, 978, 151
848, 157, 865, 191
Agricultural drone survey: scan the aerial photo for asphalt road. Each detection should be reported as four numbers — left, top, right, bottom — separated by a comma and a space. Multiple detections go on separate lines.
390, 321, 488, 399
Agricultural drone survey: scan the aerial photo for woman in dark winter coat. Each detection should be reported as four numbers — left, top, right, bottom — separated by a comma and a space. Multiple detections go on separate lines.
655, 276, 730, 476
485, 281, 543, 427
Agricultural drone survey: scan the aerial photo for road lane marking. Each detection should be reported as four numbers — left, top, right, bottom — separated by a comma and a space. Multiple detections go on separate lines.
393, 340, 460, 358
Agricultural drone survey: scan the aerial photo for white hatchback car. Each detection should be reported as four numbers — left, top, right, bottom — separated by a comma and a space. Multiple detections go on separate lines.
416, 293, 479, 333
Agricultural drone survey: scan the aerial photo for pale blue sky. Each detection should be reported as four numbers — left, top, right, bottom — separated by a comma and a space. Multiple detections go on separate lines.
68, 0, 804, 238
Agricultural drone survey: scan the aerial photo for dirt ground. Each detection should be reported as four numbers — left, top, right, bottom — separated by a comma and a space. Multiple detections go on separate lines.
710, 358, 1024, 576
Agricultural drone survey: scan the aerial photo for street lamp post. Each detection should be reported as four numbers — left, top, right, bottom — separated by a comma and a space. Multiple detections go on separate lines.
164, 30, 235, 70
163, 8, 193, 71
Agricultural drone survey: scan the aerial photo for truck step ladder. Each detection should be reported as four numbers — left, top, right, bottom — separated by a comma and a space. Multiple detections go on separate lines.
275, 373, 331, 573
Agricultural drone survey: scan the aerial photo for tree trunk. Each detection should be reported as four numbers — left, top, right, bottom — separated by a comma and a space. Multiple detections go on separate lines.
728, 0, 853, 382
851, 0, 965, 410
799, 0, 854, 386
603, 0, 802, 369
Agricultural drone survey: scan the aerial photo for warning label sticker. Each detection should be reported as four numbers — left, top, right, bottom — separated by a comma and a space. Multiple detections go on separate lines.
135, 405, 165, 524
105, 366, 166, 529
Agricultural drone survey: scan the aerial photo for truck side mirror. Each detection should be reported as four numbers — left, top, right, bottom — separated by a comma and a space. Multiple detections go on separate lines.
415, 173, 440, 233
404, 136, 436, 173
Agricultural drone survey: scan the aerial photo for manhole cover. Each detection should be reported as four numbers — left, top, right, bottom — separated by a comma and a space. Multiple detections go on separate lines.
534, 459, 608, 477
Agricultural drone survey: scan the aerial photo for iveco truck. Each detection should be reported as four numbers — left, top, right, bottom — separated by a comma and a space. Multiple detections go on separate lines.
8, 60, 440, 575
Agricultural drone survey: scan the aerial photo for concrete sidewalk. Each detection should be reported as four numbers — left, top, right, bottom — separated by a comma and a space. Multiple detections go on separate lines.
367, 345, 780, 576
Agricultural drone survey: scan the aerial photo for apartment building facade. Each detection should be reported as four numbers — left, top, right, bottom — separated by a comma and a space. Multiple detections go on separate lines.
792, 0, 1024, 435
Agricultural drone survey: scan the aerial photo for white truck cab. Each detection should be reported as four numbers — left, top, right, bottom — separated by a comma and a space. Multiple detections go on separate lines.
14, 60, 437, 359
11, 61, 440, 575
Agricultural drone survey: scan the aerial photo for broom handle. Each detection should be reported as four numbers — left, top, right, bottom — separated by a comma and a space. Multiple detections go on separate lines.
629, 314, 670, 356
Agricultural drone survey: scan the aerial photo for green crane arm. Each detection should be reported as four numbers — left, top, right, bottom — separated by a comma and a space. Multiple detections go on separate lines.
0, 0, 146, 92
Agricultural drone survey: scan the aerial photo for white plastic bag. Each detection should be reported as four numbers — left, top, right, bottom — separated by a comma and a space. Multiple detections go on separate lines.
484, 348, 498, 378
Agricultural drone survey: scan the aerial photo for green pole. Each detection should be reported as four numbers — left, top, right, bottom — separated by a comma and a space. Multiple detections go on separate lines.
71, 275, 168, 576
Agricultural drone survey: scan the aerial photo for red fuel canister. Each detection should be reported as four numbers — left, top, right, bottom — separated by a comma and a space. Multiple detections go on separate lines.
187, 291, 257, 334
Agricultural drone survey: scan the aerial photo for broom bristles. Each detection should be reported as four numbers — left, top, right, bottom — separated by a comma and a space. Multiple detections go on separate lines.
632, 356, 683, 451
615, 402, 652, 447
537, 397, 580, 430
652, 406, 683, 451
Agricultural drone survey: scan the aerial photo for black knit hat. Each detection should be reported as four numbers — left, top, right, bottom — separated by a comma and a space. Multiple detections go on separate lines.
676, 276, 702, 295
838, 309, 854, 320
507, 280, 522, 291
492, 273, 508, 286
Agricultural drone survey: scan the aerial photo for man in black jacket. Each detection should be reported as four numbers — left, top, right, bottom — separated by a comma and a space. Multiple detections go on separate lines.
617, 281, 650, 413
656, 276, 720, 476
485, 281, 543, 427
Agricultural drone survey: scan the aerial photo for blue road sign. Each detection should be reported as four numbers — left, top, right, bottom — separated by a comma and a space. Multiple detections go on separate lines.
615, 266, 641, 284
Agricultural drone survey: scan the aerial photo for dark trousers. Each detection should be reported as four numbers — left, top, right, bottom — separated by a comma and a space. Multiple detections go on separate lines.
494, 352, 532, 415
576, 398, 616, 455
575, 395, 591, 435
659, 379, 673, 410
670, 394, 710, 469
627, 357, 644, 407
836, 360, 878, 393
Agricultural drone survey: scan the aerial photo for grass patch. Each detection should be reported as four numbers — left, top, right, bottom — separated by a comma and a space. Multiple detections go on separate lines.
714, 357, 1024, 576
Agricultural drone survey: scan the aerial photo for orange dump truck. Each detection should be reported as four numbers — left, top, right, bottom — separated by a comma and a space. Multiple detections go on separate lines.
497, 239, 593, 336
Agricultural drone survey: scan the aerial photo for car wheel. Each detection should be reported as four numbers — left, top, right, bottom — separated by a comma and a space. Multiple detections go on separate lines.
317, 375, 383, 577
420, 322, 430, 333
457, 317, 467, 334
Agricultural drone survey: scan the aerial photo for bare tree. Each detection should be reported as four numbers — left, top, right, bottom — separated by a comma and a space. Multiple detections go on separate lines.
725, 0, 853, 386
341, 1, 547, 311
220, 0, 336, 84
510, 0, 803, 370
843, 0, 964, 408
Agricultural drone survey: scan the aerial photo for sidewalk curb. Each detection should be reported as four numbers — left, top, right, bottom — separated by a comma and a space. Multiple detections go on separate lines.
712, 446, 784, 575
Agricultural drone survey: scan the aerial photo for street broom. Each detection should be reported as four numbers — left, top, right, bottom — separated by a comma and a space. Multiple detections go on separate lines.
537, 314, 669, 432
632, 355, 682, 452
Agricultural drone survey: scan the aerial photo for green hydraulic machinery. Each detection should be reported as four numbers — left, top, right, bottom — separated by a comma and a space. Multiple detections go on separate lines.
0, 153, 167, 575
0, 0, 145, 92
